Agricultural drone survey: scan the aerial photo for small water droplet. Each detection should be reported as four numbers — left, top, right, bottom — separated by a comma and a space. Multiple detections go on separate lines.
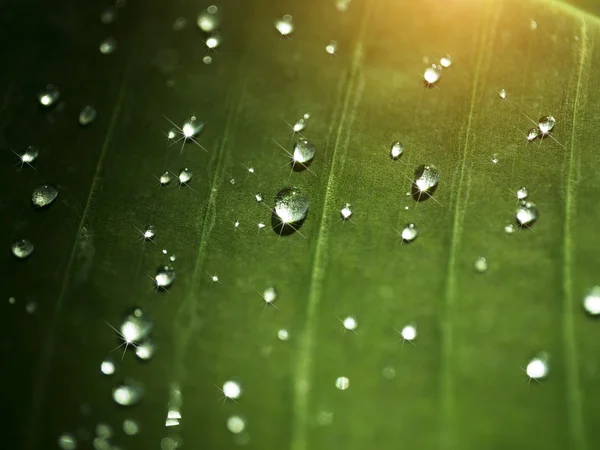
504, 223, 515, 234
8, 296, 16, 304
498, 88, 507, 99
11, 239, 34, 259
336, 0, 351, 11
340, 203, 353, 220
275, 15, 294, 36
162, 249, 167, 255
440, 53, 452, 68
181, 116, 203, 139
400, 324, 417, 342
277, 329, 289, 341
390, 141, 404, 160
31, 184, 58, 209
159, 171, 172, 186
37, 84, 60, 107
226, 416, 246, 434
178, 168, 193, 184
538, 115, 556, 135
263, 287, 277, 304
325, 40, 338, 55
93, 438, 109, 450
474, 257, 488, 273
530, 20, 537, 31
120, 308, 153, 344
516, 186, 529, 200
169, 254, 176, 262
255, 192, 264, 203
161, 437, 180, 450
335, 376, 350, 390
491, 154, 499, 164
203, 55, 212, 64
274, 187, 309, 224
101, 359, 115, 375
197, 7, 220, 32
155, 265, 176, 289
143, 225, 156, 240
79, 105, 97, 126
135, 339, 155, 360
526, 353, 549, 380
382, 367, 396, 379
258, 222, 266, 230
205, 31, 222, 49
173, 17, 187, 31
58, 433, 77, 450
100, 6, 117, 24
123, 419, 139, 435
229, 178, 236, 185
233, 220, 240, 229
583, 286, 600, 316
316, 410, 334, 426
25, 301, 37, 314
516, 201, 538, 227
96, 423, 113, 439
293, 117, 308, 132
342, 316, 357, 331
527, 127, 541, 142
99, 37, 117, 54
423, 65, 441, 85
293, 139, 316, 165
413, 165, 439, 199
112, 380, 144, 406
400, 223, 418, 242
223, 380, 242, 399
21, 146, 40, 164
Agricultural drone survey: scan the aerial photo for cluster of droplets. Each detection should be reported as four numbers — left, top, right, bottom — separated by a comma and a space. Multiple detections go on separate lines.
197, 5, 222, 52
526, 115, 556, 143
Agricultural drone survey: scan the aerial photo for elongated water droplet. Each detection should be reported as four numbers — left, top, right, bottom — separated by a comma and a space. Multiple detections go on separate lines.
197, 6, 220, 32
178, 168, 192, 184
11, 239, 34, 259
400, 223, 418, 242
325, 40, 338, 55
527, 127, 541, 142
583, 286, 600, 316
413, 165, 439, 200
227, 416, 246, 434
340, 203, 352, 220
38, 84, 60, 107
120, 308, 153, 343
99, 37, 117, 54
516, 187, 529, 200
113, 380, 144, 406
101, 6, 117, 24
423, 65, 441, 85
181, 116, 203, 139
293, 139, 316, 164
31, 184, 58, 208
516, 201, 538, 227
274, 187, 309, 224
335, 376, 350, 390
390, 141, 404, 160
205, 32, 222, 50
538, 115, 556, 134
159, 171, 172, 186
155, 265, 175, 289
275, 14, 294, 36
79, 105, 97, 126
440, 54, 452, 68
474, 257, 488, 273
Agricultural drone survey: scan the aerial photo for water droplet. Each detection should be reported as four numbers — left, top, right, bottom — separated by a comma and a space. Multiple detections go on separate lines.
274, 187, 309, 224
58, 433, 77, 450
423, 65, 441, 85
99, 37, 117, 54
25, 301, 37, 314
530, 20, 537, 31
143, 225, 156, 240
112, 380, 144, 406
275, 15, 294, 36
120, 308, 153, 344
181, 116, 203, 139
197, 7, 220, 32
516, 186, 529, 200
37, 84, 60, 107
205, 32, 222, 49
526, 353, 549, 380
293, 139, 316, 165
123, 419, 139, 435
210, 274, 219, 283
172, 17, 187, 31
135, 339, 155, 360
169, 254, 176, 262
413, 165, 439, 199
79, 105, 97, 126
390, 141, 404, 160
293, 117, 308, 133
100, 6, 117, 24
400, 324, 417, 342
325, 40, 338, 55
527, 127, 541, 142
258, 222, 266, 230
96, 423, 113, 439
233, 220, 240, 230
382, 367, 396, 379
11, 239, 34, 259
335, 376, 350, 390
277, 329, 290, 341
474, 257, 488, 273
263, 287, 277, 304
583, 286, 600, 316
342, 316, 357, 331
340, 203, 353, 220
21, 146, 40, 164
155, 265, 176, 289
498, 88, 507, 99
159, 171, 172, 186
8, 296, 16, 304
222, 380, 242, 400
516, 201, 538, 227
101, 359, 115, 375
255, 192, 264, 203
440, 53, 452, 68
336, 0, 351, 11
162, 249, 168, 255
93, 438, 110, 450
538, 115, 556, 135
229, 178, 236, 185
504, 223, 515, 234
491, 154, 499, 164
316, 410, 334, 426
178, 168, 193, 184
400, 223, 418, 242
31, 184, 58, 209
203, 55, 212, 64
226, 416, 246, 434
161, 437, 180, 450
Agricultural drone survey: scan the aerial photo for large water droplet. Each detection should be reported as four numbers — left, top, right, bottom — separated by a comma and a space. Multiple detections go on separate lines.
274, 187, 309, 225
32, 184, 58, 208
400, 223, 418, 242
197, 6, 220, 32
293, 139, 316, 165
423, 65, 441, 85
99, 37, 117, 54
112, 380, 144, 406
11, 239, 34, 259
516, 201, 538, 227
390, 141, 404, 160
178, 168, 193, 185
79, 105, 97, 126
413, 165, 439, 200
262, 287, 277, 304
275, 15, 294, 36
538, 115, 556, 135
583, 286, 600, 316
38, 84, 60, 107
155, 265, 176, 289
335, 376, 350, 390
226, 416, 246, 434
96, 423, 113, 439
120, 308, 153, 344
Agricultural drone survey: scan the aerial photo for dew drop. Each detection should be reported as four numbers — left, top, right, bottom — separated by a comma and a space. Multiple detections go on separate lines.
275, 15, 294, 36
11, 239, 34, 259
112, 380, 144, 406
474, 256, 488, 273
274, 187, 309, 224
101, 359, 115, 375
178, 168, 193, 184
120, 308, 153, 344
37, 84, 60, 107
526, 353, 549, 380
159, 171, 172, 186
293, 139, 316, 165
123, 419, 139, 435
516, 186, 529, 200
21, 146, 40, 164
226, 416, 246, 434
58, 433, 77, 450
143, 225, 156, 240
498, 88, 507, 99
538, 115, 556, 135
197, 7, 220, 32
423, 65, 442, 85
181, 116, 203, 139
169, 254, 176, 262
155, 265, 176, 289
390, 141, 404, 160
400, 223, 418, 242
258, 222, 266, 230
100, 6, 117, 24
527, 127, 541, 142
255, 192, 264, 203
335, 376, 350, 390
99, 37, 117, 54
400, 324, 417, 342
79, 105, 97, 126
293, 117, 308, 133
135, 339, 155, 360
440, 53, 452, 68
413, 165, 439, 198
583, 286, 600, 316
516, 201, 538, 227
205, 32, 222, 50
277, 329, 290, 341
263, 287, 277, 304
222, 380, 242, 400
31, 184, 58, 208
325, 40, 338, 55
25, 301, 37, 314
172, 17, 187, 31
340, 203, 353, 220
342, 316, 357, 331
